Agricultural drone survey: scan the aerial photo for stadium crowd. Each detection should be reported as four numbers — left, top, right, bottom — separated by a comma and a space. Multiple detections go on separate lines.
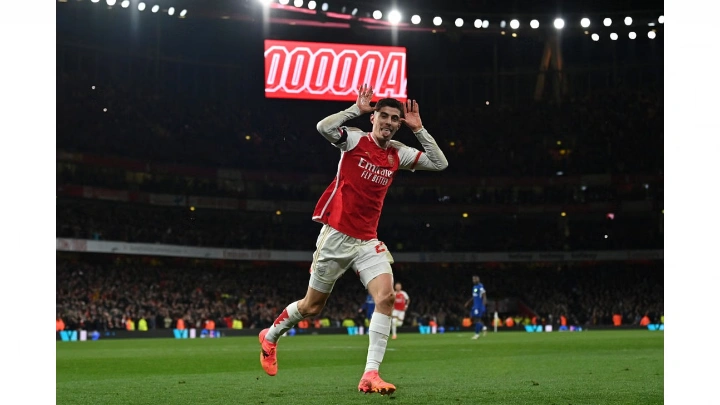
55, 74, 663, 252
57, 157, 661, 206
56, 254, 663, 333
57, 74, 662, 178
56, 31, 663, 336
56, 197, 662, 251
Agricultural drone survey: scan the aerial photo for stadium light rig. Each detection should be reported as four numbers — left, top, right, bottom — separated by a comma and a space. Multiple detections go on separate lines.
71, 0, 663, 38
388, 10, 401, 25
266, 3, 663, 40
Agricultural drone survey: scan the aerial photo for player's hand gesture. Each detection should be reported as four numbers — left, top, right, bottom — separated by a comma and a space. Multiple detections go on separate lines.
356, 84, 375, 114
400, 99, 423, 132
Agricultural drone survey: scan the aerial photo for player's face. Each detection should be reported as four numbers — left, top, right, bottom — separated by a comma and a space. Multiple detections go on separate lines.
394, 283, 402, 291
370, 106, 402, 145
472, 276, 480, 284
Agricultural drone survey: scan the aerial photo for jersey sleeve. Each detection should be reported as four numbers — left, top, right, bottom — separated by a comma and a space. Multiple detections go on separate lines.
392, 127, 449, 172
332, 127, 363, 151
316, 104, 364, 151
394, 142, 423, 171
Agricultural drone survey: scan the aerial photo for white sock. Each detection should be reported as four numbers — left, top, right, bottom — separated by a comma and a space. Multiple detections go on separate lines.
265, 301, 303, 343
391, 318, 397, 337
365, 313, 392, 372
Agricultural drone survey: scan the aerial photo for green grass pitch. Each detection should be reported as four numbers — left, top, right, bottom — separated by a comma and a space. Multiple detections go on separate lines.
56, 330, 663, 405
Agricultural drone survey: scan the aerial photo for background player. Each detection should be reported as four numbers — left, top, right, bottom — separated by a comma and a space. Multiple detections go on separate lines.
391, 282, 410, 339
359, 293, 376, 326
465, 275, 487, 339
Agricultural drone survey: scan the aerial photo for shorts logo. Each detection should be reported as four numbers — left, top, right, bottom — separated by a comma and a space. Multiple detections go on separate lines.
314, 264, 327, 276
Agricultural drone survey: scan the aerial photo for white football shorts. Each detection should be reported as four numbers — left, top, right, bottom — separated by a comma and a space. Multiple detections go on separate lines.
308, 224, 394, 293
391, 309, 406, 323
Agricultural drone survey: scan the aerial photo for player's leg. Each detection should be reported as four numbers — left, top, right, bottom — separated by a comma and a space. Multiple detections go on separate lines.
391, 311, 405, 339
260, 285, 331, 376
471, 310, 486, 339
391, 310, 399, 339
259, 225, 350, 376
473, 317, 483, 338
354, 239, 396, 394
471, 308, 485, 339
358, 269, 396, 394
266, 224, 350, 343
264, 286, 330, 344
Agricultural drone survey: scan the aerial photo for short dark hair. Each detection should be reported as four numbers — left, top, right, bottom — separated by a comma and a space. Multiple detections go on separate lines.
374, 98, 404, 118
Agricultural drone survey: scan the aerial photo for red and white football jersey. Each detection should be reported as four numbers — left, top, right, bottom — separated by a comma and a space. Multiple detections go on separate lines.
394, 290, 410, 311
313, 104, 448, 240
312, 130, 421, 240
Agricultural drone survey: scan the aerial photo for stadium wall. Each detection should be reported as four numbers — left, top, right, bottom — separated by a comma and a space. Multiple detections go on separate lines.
56, 324, 660, 341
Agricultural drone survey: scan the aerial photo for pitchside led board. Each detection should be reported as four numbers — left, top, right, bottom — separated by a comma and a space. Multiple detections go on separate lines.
264, 39, 408, 102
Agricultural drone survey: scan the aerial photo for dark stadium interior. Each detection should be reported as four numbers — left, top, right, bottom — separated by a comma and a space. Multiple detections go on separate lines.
56, 0, 664, 333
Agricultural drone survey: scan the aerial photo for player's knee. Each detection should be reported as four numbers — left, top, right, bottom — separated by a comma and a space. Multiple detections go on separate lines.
376, 289, 395, 310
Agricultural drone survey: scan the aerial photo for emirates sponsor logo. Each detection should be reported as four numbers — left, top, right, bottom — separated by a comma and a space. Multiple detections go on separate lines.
264, 40, 408, 101
358, 157, 393, 185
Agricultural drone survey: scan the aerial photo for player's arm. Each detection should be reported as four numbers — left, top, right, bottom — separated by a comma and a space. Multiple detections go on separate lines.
409, 128, 449, 171
315, 84, 375, 147
482, 291, 487, 307
315, 104, 362, 145
396, 99, 448, 171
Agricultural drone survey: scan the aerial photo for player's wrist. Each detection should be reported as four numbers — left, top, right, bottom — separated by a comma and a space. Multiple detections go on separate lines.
412, 126, 424, 133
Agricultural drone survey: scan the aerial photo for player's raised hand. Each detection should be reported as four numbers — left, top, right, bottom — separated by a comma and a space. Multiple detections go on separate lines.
400, 99, 423, 132
355, 83, 375, 114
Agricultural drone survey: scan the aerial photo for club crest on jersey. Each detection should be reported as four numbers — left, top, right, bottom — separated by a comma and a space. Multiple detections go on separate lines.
387, 155, 394, 165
